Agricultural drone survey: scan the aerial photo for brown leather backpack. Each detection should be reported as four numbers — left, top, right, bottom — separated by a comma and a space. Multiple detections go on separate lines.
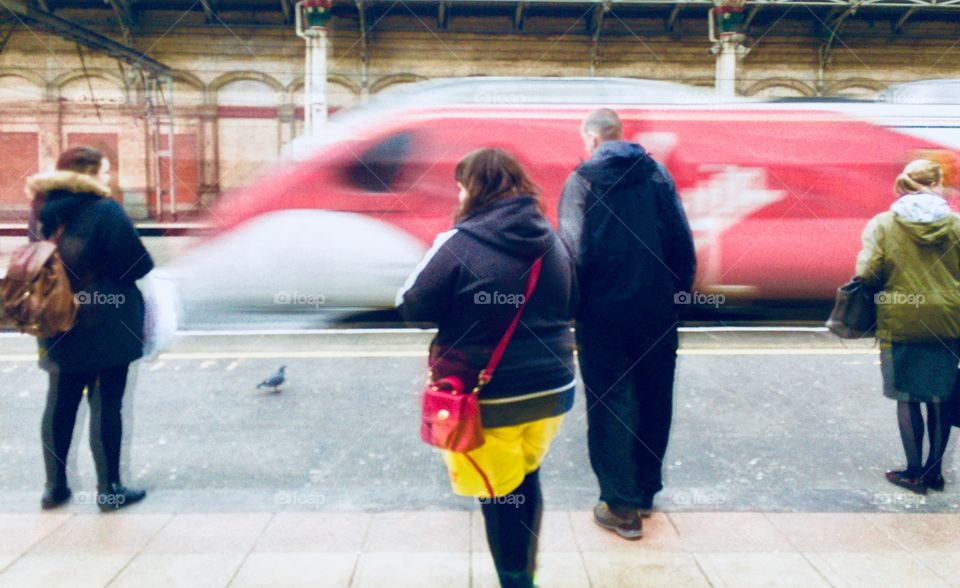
0, 230, 78, 338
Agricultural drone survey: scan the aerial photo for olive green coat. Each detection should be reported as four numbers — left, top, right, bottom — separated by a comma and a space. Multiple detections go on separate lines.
856, 208, 960, 342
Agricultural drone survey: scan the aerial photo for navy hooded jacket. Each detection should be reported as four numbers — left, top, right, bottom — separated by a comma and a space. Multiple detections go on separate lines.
396, 196, 577, 428
26, 171, 154, 373
558, 141, 696, 332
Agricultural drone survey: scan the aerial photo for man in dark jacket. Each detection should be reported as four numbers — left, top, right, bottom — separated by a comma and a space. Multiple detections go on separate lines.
559, 109, 696, 539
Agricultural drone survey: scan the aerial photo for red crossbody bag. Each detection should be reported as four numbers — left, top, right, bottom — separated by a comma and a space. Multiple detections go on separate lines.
420, 258, 543, 453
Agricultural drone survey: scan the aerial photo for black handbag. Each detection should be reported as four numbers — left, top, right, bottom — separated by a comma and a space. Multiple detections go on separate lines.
825, 278, 877, 339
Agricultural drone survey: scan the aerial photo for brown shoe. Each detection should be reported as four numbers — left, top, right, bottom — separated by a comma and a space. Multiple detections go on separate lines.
885, 470, 927, 495
593, 502, 643, 540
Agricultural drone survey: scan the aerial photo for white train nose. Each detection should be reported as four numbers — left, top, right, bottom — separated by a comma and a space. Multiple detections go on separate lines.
169, 209, 427, 312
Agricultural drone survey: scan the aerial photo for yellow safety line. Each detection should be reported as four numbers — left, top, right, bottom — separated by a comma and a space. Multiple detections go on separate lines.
0, 348, 879, 362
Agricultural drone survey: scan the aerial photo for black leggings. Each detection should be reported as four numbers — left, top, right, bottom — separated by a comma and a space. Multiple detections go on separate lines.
479, 469, 543, 588
41, 366, 130, 491
897, 400, 952, 479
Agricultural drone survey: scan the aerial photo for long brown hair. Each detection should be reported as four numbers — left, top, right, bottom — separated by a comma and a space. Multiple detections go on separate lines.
454, 148, 541, 222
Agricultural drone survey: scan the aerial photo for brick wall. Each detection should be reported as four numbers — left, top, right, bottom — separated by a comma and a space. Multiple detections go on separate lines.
1, 12, 958, 219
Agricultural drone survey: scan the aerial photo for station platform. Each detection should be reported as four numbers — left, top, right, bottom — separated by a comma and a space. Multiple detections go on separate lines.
2, 508, 960, 587
1, 329, 958, 587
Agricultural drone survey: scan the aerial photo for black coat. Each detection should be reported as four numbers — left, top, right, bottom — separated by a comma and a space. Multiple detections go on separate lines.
558, 141, 696, 332
27, 171, 154, 373
397, 196, 578, 428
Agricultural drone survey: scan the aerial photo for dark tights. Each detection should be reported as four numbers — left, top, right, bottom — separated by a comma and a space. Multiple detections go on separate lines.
479, 469, 543, 588
41, 366, 130, 491
897, 401, 951, 479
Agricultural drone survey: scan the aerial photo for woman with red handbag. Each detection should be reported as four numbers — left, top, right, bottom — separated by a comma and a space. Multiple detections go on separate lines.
397, 148, 577, 588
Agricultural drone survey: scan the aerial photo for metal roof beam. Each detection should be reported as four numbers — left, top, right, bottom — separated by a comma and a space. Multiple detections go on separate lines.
438, 0, 448, 29
589, 0, 609, 76
743, 4, 762, 30
3, 0, 171, 77
514, 1, 526, 31
894, 6, 918, 32
200, 0, 218, 23
103, 0, 135, 45
0, 22, 15, 54
356, 0, 370, 96
405, 0, 960, 7
666, 3, 682, 31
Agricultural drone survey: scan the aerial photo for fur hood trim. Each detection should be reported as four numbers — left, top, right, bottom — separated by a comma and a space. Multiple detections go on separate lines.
25, 170, 111, 200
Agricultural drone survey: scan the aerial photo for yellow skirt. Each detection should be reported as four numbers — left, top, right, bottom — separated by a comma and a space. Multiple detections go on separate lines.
442, 415, 564, 498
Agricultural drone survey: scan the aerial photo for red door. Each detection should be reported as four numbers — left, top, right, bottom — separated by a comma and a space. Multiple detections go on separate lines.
0, 132, 39, 220
155, 133, 200, 219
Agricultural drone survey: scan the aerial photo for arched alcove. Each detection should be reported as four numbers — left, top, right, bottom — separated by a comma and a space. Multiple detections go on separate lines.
370, 73, 429, 95
744, 78, 816, 99
0, 72, 46, 104
211, 72, 284, 107
55, 70, 128, 106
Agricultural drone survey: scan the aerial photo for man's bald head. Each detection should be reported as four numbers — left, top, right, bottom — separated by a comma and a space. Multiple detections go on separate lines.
580, 108, 623, 155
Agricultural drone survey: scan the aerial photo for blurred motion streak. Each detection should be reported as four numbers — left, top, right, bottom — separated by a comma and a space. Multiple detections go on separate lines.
125, 78, 960, 316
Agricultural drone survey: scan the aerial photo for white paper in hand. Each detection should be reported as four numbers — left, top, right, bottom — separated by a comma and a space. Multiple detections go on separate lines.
139, 269, 180, 359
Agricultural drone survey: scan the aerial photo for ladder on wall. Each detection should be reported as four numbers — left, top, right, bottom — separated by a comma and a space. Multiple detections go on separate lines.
146, 75, 176, 220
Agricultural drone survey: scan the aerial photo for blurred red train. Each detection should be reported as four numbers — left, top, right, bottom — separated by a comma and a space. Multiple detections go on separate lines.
169, 77, 960, 318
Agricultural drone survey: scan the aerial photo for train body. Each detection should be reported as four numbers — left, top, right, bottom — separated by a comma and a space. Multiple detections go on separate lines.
170, 78, 960, 317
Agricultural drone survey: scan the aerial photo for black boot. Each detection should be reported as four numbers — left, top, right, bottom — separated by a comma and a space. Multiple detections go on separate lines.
97, 483, 146, 512
41, 486, 72, 510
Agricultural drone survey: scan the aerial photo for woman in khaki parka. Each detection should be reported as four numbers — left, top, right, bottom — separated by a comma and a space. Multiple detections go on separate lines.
856, 159, 960, 495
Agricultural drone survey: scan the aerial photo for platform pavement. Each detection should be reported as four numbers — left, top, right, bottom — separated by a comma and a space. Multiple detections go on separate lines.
2, 330, 958, 586
2, 508, 960, 587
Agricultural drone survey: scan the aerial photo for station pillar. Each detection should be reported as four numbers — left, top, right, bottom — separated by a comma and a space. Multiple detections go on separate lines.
296, 0, 333, 136
710, 0, 747, 100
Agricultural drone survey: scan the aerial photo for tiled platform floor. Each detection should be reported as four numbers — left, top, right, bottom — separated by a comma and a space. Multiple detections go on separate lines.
2, 509, 960, 587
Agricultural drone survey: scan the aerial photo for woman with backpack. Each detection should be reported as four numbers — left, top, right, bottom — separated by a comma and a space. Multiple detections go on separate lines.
396, 148, 577, 588
856, 159, 960, 494
26, 146, 154, 511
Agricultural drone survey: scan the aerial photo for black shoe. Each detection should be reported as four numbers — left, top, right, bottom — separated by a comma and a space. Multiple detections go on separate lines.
593, 502, 643, 540
925, 474, 946, 492
41, 486, 72, 510
97, 484, 146, 512
885, 470, 927, 495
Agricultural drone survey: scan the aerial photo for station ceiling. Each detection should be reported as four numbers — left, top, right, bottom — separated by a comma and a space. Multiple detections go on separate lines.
2, 0, 958, 78
7, 0, 960, 26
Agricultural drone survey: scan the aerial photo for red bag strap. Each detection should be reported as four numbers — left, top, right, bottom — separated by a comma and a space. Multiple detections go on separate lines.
473, 257, 543, 393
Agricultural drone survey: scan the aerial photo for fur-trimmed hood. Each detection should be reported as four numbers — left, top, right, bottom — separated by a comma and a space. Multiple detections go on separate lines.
25, 170, 111, 200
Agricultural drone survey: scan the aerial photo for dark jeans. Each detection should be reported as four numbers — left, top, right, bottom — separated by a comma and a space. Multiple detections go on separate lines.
480, 469, 543, 588
41, 365, 130, 491
577, 321, 678, 509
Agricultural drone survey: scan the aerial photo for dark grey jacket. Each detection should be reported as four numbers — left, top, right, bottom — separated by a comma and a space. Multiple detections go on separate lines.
559, 141, 696, 332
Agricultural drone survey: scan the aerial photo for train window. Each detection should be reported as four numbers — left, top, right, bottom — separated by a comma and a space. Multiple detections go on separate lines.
344, 132, 412, 193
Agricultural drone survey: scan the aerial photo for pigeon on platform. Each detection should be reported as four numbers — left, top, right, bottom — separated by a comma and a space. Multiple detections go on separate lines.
257, 366, 286, 392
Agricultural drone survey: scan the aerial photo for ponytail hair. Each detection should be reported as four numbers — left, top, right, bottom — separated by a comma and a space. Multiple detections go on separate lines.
895, 159, 944, 196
